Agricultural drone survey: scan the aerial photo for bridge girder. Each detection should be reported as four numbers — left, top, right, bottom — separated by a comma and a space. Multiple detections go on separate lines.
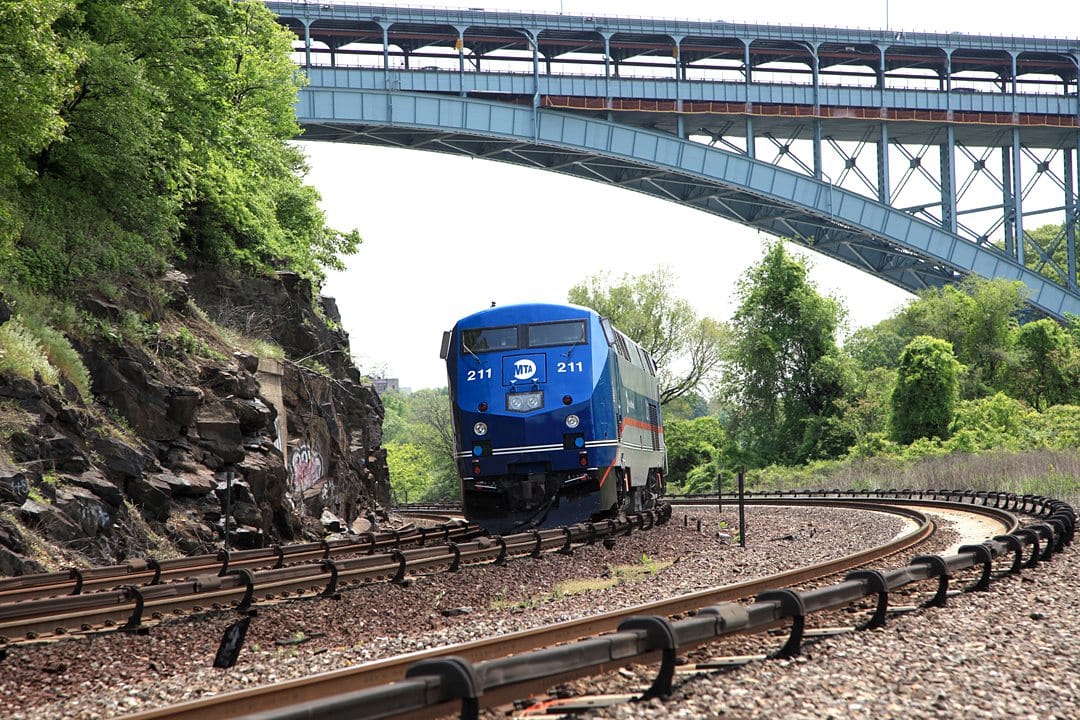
298, 89, 1080, 320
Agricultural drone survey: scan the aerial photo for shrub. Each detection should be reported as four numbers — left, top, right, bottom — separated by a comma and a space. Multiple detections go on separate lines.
0, 318, 58, 386
890, 336, 962, 443
23, 322, 91, 400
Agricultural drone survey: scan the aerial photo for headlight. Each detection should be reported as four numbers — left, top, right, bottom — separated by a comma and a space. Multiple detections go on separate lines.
473, 421, 488, 436
565, 414, 580, 429
506, 390, 543, 413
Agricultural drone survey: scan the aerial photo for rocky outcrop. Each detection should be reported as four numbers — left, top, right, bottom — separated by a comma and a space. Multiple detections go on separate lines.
0, 268, 387, 574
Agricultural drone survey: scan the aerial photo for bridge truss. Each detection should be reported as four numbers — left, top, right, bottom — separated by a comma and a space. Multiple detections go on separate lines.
267, 2, 1080, 319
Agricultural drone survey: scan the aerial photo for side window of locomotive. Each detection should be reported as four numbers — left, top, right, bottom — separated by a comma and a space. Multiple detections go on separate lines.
462, 326, 518, 353
600, 318, 617, 347
642, 349, 657, 376
527, 320, 587, 348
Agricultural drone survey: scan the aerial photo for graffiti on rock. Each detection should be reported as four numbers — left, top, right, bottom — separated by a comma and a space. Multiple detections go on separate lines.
290, 444, 324, 494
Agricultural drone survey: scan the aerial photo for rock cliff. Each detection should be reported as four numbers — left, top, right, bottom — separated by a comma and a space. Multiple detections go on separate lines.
0, 268, 388, 575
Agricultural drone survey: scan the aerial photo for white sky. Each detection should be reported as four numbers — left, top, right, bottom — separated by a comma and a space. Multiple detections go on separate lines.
310, 0, 1074, 390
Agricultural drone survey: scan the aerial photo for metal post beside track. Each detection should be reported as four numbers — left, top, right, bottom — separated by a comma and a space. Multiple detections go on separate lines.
738, 469, 747, 548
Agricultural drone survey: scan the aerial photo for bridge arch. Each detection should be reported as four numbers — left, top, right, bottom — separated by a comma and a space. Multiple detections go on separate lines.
298, 86, 1080, 320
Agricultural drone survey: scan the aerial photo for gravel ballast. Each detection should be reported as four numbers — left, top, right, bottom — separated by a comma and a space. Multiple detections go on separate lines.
0, 503, 1074, 720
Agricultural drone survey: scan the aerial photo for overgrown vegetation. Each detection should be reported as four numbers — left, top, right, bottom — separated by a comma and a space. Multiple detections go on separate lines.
612, 247, 1080, 505
0, 0, 359, 408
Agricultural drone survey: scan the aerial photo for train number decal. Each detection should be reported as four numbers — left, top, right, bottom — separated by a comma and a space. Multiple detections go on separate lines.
467, 368, 493, 381
557, 361, 584, 373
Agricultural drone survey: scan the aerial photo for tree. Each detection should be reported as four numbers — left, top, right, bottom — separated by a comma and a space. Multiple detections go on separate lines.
381, 388, 459, 502
0, 0, 77, 262
0, 1, 75, 188
723, 243, 850, 465
1011, 318, 1076, 410
894, 277, 1025, 397
663, 416, 727, 485
567, 266, 727, 404
890, 335, 962, 444
843, 321, 908, 371
5, 0, 359, 294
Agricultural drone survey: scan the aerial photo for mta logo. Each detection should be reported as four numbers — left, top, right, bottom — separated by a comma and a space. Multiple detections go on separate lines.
514, 359, 537, 380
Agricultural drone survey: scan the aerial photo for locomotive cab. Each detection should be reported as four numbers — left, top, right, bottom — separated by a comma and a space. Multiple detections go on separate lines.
443, 303, 665, 535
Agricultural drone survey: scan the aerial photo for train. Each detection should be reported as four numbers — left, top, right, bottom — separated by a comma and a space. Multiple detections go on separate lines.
440, 302, 666, 535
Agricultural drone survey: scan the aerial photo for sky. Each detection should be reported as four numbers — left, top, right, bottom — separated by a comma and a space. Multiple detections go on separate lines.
309, 0, 1075, 390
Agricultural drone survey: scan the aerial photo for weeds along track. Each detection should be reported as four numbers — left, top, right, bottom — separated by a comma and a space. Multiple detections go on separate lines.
111, 489, 1076, 720
0, 509, 670, 644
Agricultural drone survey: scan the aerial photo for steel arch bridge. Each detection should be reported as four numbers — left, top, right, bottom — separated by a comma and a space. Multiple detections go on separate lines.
267, 2, 1080, 320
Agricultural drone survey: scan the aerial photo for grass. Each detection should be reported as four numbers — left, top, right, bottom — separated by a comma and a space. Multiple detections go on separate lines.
750, 448, 1080, 508
0, 318, 59, 386
492, 554, 673, 610
188, 301, 285, 361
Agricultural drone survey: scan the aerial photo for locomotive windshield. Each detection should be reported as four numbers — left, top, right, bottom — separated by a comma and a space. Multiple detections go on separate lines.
527, 320, 587, 348
462, 326, 518, 353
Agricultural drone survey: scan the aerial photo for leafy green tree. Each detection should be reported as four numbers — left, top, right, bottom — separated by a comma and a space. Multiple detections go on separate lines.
723, 243, 850, 465
660, 391, 709, 422
5, 0, 358, 293
568, 266, 727, 404
843, 320, 908, 371
890, 336, 962, 444
1011, 318, 1076, 410
381, 388, 458, 502
0, 1, 77, 258
895, 278, 1024, 397
664, 416, 727, 485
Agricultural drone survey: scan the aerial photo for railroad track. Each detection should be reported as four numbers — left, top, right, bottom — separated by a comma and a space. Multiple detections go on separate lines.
115, 489, 1075, 720
0, 520, 474, 606
0, 509, 668, 644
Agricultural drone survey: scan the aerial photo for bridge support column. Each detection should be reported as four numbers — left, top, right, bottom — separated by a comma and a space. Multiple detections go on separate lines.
602, 33, 613, 111
813, 121, 822, 179
877, 123, 891, 205
1012, 128, 1026, 265
940, 125, 957, 234
746, 117, 755, 158
811, 45, 821, 179
1067, 142, 1078, 289
1002, 145, 1016, 258
303, 21, 311, 68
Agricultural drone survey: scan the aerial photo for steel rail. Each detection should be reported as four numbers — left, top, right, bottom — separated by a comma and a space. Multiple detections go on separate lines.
118, 499, 939, 720
0, 521, 480, 605
0, 511, 669, 643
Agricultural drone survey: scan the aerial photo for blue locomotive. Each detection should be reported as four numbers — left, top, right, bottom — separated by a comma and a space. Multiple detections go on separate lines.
440, 303, 666, 535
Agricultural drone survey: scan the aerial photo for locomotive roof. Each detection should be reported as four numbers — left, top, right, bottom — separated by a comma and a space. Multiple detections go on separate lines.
454, 302, 597, 328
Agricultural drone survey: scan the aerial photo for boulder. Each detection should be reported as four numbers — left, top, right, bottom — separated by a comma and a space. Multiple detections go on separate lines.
233, 351, 259, 374
44, 433, 89, 473
320, 508, 345, 534
166, 386, 203, 428
229, 525, 265, 549
0, 546, 47, 576
54, 485, 114, 536
156, 469, 214, 498
195, 403, 244, 464
214, 477, 256, 507
65, 470, 123, 508
20, 498, 86, 544
160, 268, 191, 311
92, 435, 153, 483
82, 347, 179, 441
0, 469, 30, 505
228, 396, 274, 434
127, 475, 172, 521
231, 501, 265, 528
199, 366, 259, 400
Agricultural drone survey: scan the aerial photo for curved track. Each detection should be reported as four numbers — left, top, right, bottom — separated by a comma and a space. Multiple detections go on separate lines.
113, 492, 1030, 720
